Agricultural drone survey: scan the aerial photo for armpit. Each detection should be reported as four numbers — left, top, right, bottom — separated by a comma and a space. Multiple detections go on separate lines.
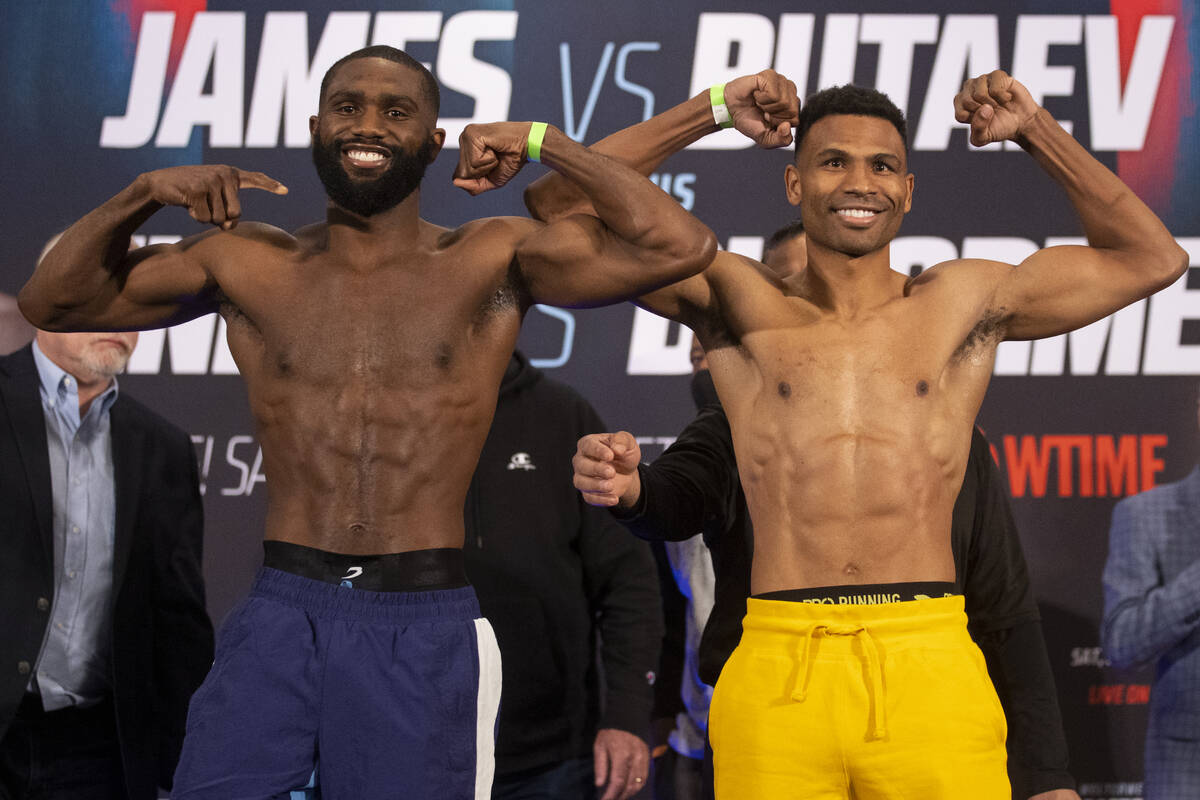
953, 306, 1011, 362
472, 256, 528, 326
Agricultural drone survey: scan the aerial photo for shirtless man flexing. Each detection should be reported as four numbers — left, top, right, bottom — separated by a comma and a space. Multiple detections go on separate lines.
534, 70, 1187, 798
18, 46, 724, 799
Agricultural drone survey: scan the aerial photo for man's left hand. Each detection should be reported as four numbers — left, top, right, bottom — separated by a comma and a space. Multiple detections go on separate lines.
1029, 790, 1083, 800
954, 69, 1040, 146
593, 728, 650, 800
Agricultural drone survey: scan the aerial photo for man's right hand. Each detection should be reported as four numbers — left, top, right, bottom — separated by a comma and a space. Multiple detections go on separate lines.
573, 432, 642, 509
136, 166, 287, 230
724, 69, 800, 149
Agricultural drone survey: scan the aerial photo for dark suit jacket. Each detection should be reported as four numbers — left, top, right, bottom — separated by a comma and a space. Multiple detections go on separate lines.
0, 345, 214, 798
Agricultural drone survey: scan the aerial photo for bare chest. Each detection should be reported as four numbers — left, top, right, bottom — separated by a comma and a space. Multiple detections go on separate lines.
739, 316, 944, 425
219, 252, 521, 389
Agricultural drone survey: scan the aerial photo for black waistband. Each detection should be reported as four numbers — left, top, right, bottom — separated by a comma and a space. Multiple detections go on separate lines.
754, 581, 959, 606
262, 541, 469, 592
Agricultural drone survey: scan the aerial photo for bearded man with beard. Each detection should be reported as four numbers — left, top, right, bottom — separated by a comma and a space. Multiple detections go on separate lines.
16, 45, 779, 799
0, 313, 213, 798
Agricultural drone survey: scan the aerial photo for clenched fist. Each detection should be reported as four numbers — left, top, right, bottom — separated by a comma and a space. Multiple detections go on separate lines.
453, 122, 544, 195
954, 70, 1040, 147
724, 69, 800, 149
573, 431, 643, 509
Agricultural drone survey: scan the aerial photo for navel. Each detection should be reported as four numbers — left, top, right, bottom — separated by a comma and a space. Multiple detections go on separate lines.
915, 380, 929, 397
778, 381, 792, 399
843, 563, 860, 577
435, 342, 453, 370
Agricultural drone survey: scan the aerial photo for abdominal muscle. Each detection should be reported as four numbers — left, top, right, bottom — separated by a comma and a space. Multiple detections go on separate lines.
244, 359, 504, 556
735, 411, 963, 595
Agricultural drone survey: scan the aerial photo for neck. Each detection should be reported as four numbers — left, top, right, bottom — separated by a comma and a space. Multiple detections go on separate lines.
799, 241, 903, 315
324, 190, 425, 255
76, 377, 113, 416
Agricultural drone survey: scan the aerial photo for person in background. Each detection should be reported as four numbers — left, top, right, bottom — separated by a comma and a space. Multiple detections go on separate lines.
465, 350, 662, 800
0, 260, 212, 798
1102, 387, 1200, 800
0, 293, 34, 355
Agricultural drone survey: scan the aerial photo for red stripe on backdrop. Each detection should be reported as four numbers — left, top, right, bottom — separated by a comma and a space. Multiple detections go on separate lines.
1110, 0, 1190, 210
111, 0, 208, 80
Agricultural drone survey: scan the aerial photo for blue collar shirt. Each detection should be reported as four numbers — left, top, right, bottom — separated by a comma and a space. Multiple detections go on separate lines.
30, 340, 120, 710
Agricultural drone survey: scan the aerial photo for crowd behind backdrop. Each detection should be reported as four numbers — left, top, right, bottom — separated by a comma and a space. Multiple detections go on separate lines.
2, 1, 1198, 797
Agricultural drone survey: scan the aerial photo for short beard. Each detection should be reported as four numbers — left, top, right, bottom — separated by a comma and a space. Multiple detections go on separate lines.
311, 133, 434, 217
77, 347, 131, 382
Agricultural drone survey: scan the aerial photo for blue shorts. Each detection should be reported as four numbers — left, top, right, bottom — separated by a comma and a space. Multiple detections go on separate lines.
172, 565, 502, 799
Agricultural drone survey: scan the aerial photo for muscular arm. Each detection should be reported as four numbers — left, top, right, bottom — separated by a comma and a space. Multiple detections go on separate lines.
1100, 495, 1200, 668
455, 122, 716, 308
514, 125, 718, 307
515, 72, 796, 316
958, 430, 1074, 797
955, 71, 1187, 340
523, 71, 797, 223
19, 166, 286, 332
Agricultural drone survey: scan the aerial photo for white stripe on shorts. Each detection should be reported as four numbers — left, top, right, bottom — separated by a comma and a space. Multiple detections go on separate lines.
474, 617, 503, 800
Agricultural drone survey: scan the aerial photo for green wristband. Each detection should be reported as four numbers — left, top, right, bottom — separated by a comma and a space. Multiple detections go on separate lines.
710, 84, 734, 128
527, 122, 548, 162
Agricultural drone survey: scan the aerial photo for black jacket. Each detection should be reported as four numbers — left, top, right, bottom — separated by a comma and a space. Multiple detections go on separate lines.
464, 351, 662, 776
0, 345, 214, 797
619, 403, 1075, 798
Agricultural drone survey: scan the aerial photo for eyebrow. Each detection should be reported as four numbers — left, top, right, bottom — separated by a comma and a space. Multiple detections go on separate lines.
326, 90, 418, 110
814, 148, 902, 163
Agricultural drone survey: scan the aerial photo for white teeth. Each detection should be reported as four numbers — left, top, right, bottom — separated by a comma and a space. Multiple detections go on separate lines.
838, 208, 877, 219
348, 150, 385, 162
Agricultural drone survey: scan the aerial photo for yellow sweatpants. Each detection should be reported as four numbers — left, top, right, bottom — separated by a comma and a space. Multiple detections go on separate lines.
709, 595, 1009, 799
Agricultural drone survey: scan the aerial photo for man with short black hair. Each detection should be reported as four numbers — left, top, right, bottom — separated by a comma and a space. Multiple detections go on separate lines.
531, 70, 1184, 796
581, 221, 1078, 800
18, 44, 745, 799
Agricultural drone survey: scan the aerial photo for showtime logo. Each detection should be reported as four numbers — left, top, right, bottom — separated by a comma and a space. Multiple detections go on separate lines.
999, 434, 1167, 499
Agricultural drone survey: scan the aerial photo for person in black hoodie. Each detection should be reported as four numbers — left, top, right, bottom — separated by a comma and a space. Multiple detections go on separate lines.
465, 349, 663, 800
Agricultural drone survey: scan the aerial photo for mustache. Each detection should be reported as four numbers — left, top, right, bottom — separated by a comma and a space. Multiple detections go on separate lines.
335, 137, 398, 156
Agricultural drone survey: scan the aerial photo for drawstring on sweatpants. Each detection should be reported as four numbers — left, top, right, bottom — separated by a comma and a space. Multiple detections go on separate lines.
790, 623, 888, 740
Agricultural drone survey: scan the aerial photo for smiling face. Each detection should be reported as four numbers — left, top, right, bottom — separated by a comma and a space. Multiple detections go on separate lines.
308, 57, 445, 217
785, 114, 913, 258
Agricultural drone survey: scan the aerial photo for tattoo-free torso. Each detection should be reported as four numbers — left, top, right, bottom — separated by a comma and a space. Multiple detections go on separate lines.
205, 217, 530, 554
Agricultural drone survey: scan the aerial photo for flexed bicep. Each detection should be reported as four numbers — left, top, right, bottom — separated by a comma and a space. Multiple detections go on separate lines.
514, 211, 716, 311
20, 165, 287, 332
993, 243, 1178, 341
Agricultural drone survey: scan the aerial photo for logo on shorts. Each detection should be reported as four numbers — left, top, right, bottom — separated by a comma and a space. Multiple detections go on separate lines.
507, 452, 536, 471
341, 567, 363, 581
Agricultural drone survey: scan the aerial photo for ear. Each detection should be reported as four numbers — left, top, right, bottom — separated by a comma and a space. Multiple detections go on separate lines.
426, 128, 446, 163
784, 163, 802, 207
903, 172, 914, 213
309, 115, 318, 138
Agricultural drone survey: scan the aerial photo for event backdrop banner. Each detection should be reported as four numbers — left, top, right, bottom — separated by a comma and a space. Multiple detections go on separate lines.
1, 2, 1198, 797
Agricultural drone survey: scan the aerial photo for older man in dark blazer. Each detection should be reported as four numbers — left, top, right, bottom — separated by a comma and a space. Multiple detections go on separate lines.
1102, 391, 1200, 800
0, 329, 213, 799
